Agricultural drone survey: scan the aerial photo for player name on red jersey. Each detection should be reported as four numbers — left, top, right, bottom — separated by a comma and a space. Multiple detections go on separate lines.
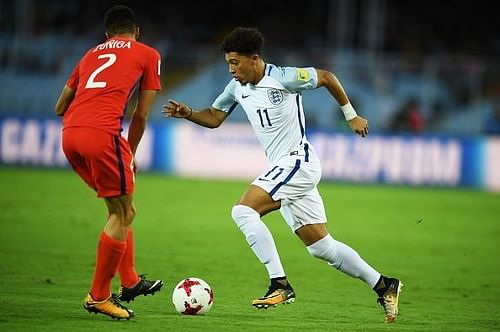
93, 39, 132, 52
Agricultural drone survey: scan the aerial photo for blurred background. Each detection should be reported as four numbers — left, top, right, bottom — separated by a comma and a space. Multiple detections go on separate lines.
1, 0, 499, 190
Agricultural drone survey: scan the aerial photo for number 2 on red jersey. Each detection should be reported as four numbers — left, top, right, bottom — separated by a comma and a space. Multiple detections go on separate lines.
85, 54, 117, 89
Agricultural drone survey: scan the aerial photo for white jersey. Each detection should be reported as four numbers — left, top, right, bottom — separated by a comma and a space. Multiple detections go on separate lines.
212, 63, 318, 164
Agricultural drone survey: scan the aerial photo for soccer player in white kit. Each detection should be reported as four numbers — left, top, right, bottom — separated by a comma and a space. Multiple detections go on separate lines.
163, 27, 402, 323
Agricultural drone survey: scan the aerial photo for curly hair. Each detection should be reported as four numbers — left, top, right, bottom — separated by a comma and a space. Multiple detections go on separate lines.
104, 5, 137, 36
220, 27, 265, 56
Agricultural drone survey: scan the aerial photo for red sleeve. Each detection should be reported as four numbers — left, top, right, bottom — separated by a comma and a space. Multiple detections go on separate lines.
66, 63, 80, 89
140, 48, 161, 91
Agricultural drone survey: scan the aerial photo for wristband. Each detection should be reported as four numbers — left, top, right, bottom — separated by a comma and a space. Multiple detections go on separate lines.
341, 103, 357, 121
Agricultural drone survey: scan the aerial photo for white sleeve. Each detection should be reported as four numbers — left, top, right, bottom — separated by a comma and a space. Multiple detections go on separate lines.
212, 79, 238, 112
275, 66, 318, 92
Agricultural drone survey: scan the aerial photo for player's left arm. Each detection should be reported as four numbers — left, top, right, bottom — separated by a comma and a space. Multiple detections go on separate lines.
55, 85, 75, 117
316, 69, 369, 137
128, 89, 157, 156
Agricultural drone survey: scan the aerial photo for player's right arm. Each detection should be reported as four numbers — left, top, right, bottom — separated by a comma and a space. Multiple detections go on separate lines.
162, 79, 236, 128
55, 85, 75, 116
163, 100, 227, 128
55, 62, 79, 117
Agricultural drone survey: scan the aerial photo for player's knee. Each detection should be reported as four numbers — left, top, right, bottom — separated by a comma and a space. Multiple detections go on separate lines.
109, 203, 135, 227
231, 204, 259, 228
307, 234, 336, 260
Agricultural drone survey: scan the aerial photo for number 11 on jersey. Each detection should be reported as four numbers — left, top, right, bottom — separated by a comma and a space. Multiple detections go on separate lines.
257, 109, 272, 127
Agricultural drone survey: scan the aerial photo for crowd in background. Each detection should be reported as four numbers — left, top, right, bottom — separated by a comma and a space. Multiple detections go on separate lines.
0, 0, 499, 135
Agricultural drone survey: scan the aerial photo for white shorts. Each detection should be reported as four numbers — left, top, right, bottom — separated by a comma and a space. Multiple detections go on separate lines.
251, 148, 327, 232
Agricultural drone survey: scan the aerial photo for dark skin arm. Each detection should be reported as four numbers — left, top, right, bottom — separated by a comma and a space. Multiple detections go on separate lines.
128, 89, 157, 155
54, 85, 76, 117
163, 71, 366, 135
316, 69, 369, 137
162, 99, 227, 128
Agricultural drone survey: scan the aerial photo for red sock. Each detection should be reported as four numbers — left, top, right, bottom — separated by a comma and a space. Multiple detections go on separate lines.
90, 232, 127, 301
118, 229, 140, 288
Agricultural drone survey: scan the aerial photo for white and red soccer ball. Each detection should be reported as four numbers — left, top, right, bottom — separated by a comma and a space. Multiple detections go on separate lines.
172, 277, 214, 315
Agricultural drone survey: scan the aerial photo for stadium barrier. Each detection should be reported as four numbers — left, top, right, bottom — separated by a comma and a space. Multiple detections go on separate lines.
1, 117, 498, 192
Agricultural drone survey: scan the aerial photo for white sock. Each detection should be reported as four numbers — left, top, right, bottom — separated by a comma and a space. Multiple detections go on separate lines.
307, 234, 380, 287
231, 205, 285, 279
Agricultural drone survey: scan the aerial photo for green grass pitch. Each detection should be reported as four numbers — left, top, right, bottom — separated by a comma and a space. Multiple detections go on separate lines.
1, 167, 499, 331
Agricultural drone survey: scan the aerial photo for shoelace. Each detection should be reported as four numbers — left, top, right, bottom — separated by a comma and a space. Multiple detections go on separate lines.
119, 273, 148, 295
264, 283, 285, 297
264, 282, 291, 297
110, 294, 129, 310
264, 285, 275, 297
377, 293, 396, 314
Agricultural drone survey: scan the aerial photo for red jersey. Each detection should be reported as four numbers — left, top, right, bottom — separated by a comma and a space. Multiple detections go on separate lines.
63, 37, 161, 135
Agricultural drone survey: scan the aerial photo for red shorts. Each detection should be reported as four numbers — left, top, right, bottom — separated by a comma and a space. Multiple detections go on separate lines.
62, 127, 135, 198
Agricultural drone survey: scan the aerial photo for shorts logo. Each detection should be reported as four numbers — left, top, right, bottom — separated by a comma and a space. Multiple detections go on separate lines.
267, 89, 283, 105
297, 68, 310, 82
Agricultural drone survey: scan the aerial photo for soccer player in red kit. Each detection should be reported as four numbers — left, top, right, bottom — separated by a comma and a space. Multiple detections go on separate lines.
55, 5, 163, 320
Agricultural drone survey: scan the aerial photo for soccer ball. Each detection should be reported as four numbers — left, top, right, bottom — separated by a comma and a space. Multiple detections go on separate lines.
172, 277, 214, 315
